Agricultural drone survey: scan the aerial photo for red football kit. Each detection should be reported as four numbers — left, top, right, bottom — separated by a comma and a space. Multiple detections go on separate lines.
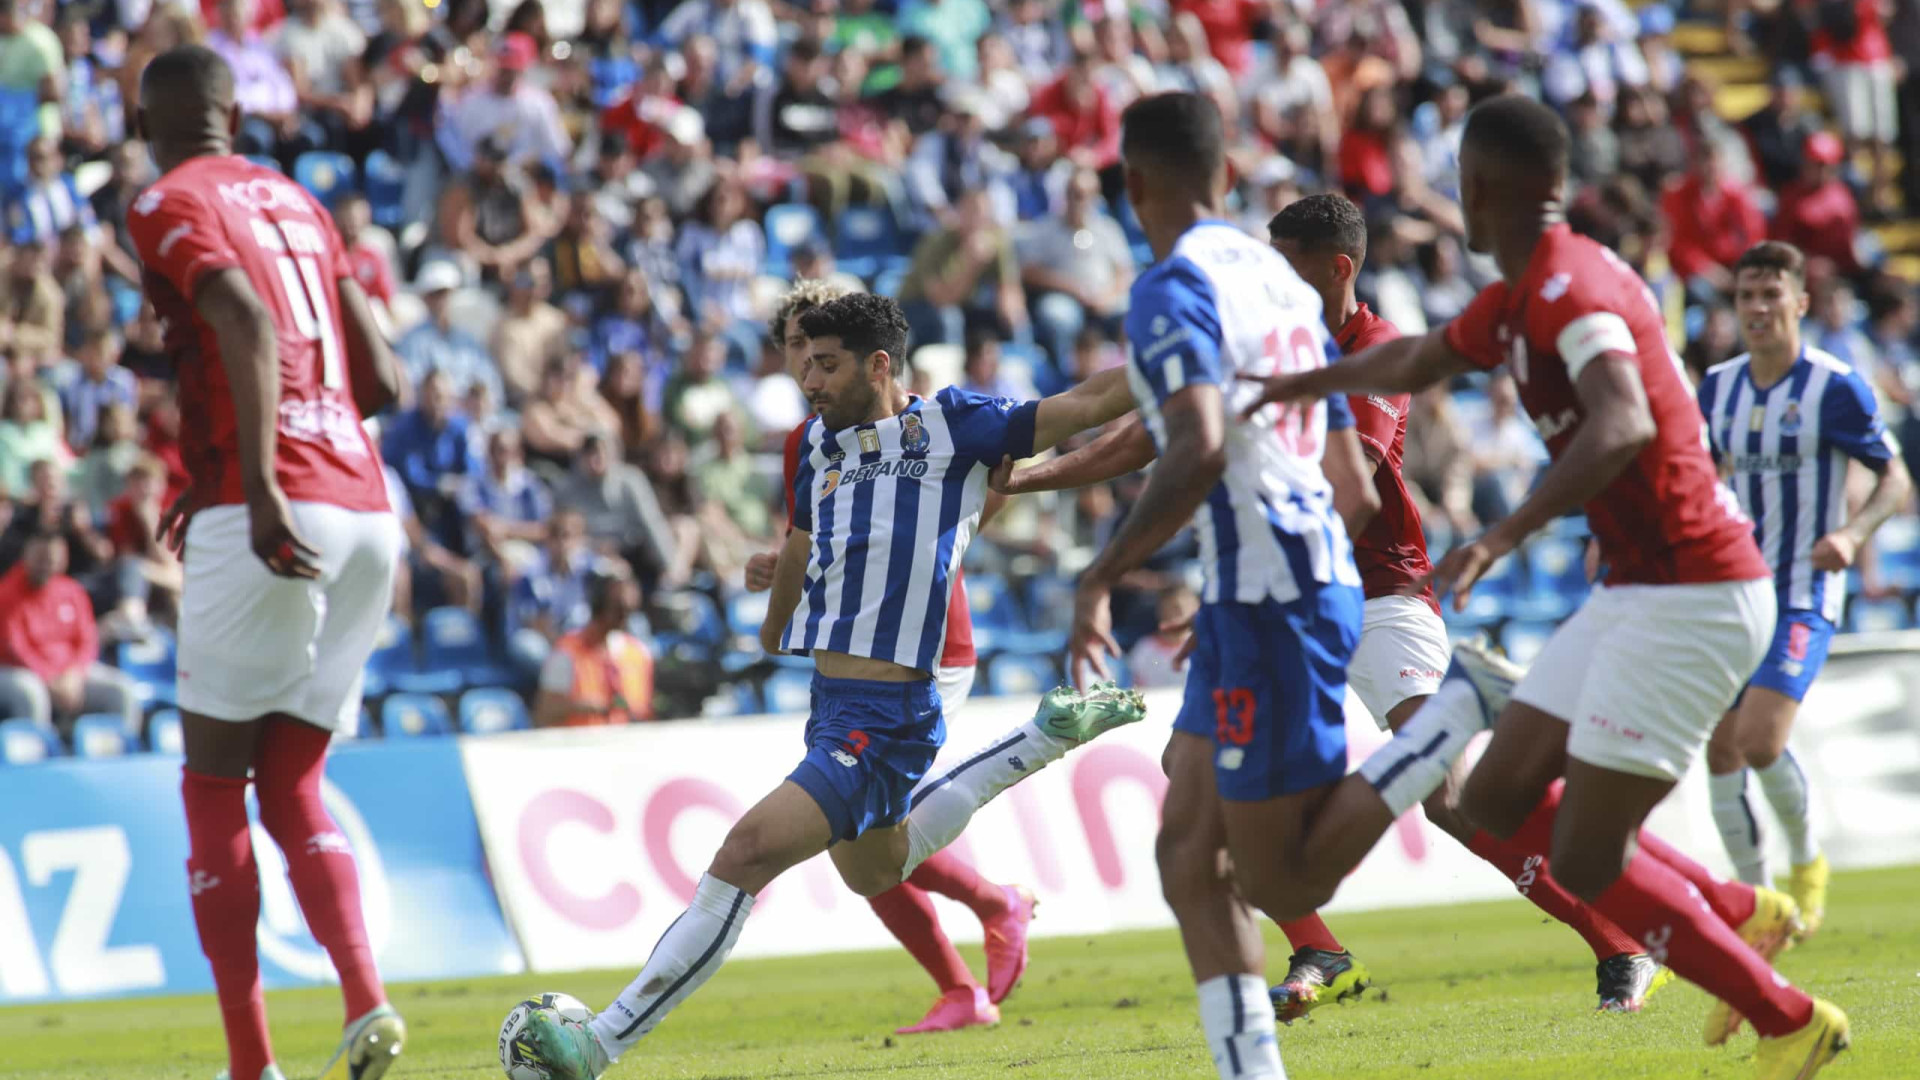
127, 155, 387, 513
1334, 303, 1438, 613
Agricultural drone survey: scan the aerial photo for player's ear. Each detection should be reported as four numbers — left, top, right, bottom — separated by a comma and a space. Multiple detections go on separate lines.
1793, 281, 1811, 319
1333, 254, 1355, 285
869, 349, 891, 381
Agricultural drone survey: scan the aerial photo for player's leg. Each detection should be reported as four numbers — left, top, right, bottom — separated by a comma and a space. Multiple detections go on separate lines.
1734, 611, 1835, 932
1159, 731, 1286, 1080
1708, 704, 1774, 885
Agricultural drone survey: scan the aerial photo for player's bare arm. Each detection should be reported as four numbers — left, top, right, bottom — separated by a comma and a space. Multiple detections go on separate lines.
760, 524, 811, 654
1070, 383, 1225, 686
1813, 456, 1911, 572
195, 267, 322, 579
1321, 425, 1381, 536
1429, 352, 1655, 610
992, 414, 1155, 496
1237, 328, 1474, 418
1029, 367, 1139, 455
336, 274, 404, 418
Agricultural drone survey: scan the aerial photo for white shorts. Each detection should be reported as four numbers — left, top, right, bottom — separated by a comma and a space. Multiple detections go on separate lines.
1346, 594, 1451, 729
1512, 578, 1774, 781
935, 664, 976, 718
1827, 62, 1898, 143
177, 502, 401, 733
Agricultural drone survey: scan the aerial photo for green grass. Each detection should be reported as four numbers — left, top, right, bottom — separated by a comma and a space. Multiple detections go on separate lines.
8, 866, 1919, 1080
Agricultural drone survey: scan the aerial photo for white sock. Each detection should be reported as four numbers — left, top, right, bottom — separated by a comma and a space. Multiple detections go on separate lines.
1196, 974, 1287, 1080
1358, 678, 1482, 817
1708, 769, 1772, 886
901, 719, 1071, 876
589, 874, 754, 1060
1754, 750, 1820, 866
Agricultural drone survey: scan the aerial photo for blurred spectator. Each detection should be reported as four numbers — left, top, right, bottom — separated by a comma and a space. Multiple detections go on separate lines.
637, 108, 717, 218
1566, 93, 1621, 185
1029, 46, 1121, 178
1017, 166, 1131, 371
1661, 140, 1768, 298
1615, 85, 1688, 194
1742, 69, 1825, 190
1089, 17, 1157, 110
831, 0, 900, 57
900, 0, 989, 84
493, 258, 570, 404
0, 458, 107, 578
898, 186, 1024, 348
523, 355, 619, 466
674, 177, 763, 327
382, 370, 482, 545
1247, 21, 1337, 175
59, 327, 135, 454
591, 267, 675, 383
333, 193, 395, 329
440, 32, 570, 173
1469, 373, 1546, 525
398, 262, 501, 401
1773, 131, 1865, 277
664, 331, 746, 441
1157, 12, 1232, 108
509, 506, 593, 669
1127, 584, 1198, 690
70, 401, 138, 520
656, 0, 776, 83
1636, 4, 1684, 94
1401, 384, 1477, 542
382, 459, 481, 615
873, 34, 949, 135
1670, 74, 1758, 188
905, 89, 1011, 230
1808, 277, 1877, 370
210, 0, 310, 162
575, 135, 645, 236
276, 0, 372, 152
103, 455, 179, 630
0, 376, 61, 492
0, 0, 64, 142
1355, 220, 1427, 335
1683, 303, 1741, 383
958, 331, 1018, 397
534, 561, 654, 726
1172, 0, 1264, 77
89, 142, 152, 279
549, 195, 628, 309
688, 409, 771, 574
461, 426, 552, 572
8, 137, 89, 248
673, 34, 763, 152
1006, 116, 1067, 221
554, 432, 678, 590
1339, 85, 1400, 206
1810, 0, 1901, 215
1542, 0, 1649, 113
55, 10, 119, 158
0, 530, 138, 738
974, 31, 1031, 129
1415, 235, 1476, 327
438, 137, 551, 284
995, 0, 1058, 80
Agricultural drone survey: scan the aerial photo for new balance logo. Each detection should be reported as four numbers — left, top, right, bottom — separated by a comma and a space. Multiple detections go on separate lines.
830, 749, 858, 768
188, 870, 222, 896
306, 831, 352, 856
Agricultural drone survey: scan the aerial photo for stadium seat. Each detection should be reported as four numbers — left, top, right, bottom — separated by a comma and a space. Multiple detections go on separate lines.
1022, 573, 1076, 633
361, 149, 406, 230
458, 688, 532, 735
727, 591, 771, 638
763, 203, 823, 277
762, 669, 813, 713
730, 682, 763, 715
362, 614, 416, 698
661, 590, 727, 648
404, 607, 513, 693
380, 694, 452, 738
1845, 595, 1913, 634
293, 151, 356, 208
116, 630, 177, 707
0, 718, 60, 764
72, 714, 136, 758
147, 709, 184, 756
1498, 620, 1556, 665
986, 654, 1058, 697
834, 206, 908, 280
965, 574, 1025, 632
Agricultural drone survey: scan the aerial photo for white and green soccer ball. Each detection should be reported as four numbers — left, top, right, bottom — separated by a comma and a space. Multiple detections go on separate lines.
498, 992, 591, 1080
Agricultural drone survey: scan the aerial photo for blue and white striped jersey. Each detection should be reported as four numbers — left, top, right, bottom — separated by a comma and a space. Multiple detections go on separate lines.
1698, 346, 1898, 620
782, 387, 1037, 671
1123, 220, 1360, 607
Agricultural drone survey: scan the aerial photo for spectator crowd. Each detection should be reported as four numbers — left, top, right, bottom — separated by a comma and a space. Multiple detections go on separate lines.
2, 0, 1920, 740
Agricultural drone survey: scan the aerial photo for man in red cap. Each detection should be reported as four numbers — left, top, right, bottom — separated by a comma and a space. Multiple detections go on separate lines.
1773, 131, 1865, 277
437, 30, 572, 173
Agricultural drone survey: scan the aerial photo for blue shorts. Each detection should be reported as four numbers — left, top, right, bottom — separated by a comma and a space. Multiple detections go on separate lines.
1172, 588, 1362, 801
1741, 609, 1835, 704
786, 673, 945, 843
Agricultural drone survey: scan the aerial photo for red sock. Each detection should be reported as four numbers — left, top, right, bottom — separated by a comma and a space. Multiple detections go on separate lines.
1634, 829, 1756, 928
906, 849, 1009, 921
182, 769, 274, 1080
255, 720, 385, 1023
1594, 852, 1812, 1036
1275, 914, 1343, 954
868, 884, 977, 993
1468, 827, 1642, 960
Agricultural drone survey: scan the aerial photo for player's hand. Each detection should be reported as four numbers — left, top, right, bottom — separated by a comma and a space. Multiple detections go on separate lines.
743, 551, 779, 592
1810, 530, 1859, 573
1068, 579, 1122, 688
156, 489, 199, 556
1159, 613, 1197, 671
1423, 536, 1502, 614
988, 454, 1021, 495
247, 488, 323, 579
1235, 372, 1317, 422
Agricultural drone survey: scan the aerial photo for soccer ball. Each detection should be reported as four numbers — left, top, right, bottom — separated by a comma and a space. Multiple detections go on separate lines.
498, 992, 591, 1080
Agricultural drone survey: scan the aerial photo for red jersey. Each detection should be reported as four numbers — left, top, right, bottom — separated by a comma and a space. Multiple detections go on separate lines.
1336, 304, 1436, 612
346, 241, 396, 306
128, 156, 388, 514
1444, 225, 1767, 587
781, 418, 976, 668
1808, 0, 1893, 64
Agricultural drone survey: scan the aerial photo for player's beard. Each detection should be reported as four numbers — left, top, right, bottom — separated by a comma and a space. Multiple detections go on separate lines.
820, 378, 880, 430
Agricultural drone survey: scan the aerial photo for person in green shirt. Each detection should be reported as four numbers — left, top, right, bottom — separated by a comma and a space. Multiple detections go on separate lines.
0, 0, 63, 140
896, 186, 1028, 350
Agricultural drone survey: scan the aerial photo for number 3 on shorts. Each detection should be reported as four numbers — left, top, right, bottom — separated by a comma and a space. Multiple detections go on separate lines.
1212, 688, 1255, 746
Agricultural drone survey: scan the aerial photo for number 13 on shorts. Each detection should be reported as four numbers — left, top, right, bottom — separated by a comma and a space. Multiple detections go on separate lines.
1212, 688, 1256, 746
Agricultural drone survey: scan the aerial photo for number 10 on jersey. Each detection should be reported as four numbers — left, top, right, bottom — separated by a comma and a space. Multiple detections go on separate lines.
1263, 326, 1324, 457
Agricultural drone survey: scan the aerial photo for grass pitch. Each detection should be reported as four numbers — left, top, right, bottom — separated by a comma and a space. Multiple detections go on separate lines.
7, 866, 1918, 1080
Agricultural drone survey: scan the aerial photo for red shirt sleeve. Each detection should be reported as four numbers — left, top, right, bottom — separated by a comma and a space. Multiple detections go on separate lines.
127, 187, 240, 303
782, 419, 807, 530
1444, 283, 1509, 371
1346, 393, 1406, 463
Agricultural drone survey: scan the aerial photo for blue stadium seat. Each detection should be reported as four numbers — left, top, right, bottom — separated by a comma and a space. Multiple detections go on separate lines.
1022, 573, 1076, 633
459, 688, 532, 734
406, 607, 512, 692
762, 669, 813, 713
293, 151, 356, 208
986, 654, 1058, 697
1497, 620, 1556, 665
362, 615, 417, 698
381, 694, 452, 738
727, 591, 771, 638
72, 714, 137, 758
1845, 595, 1913, 634
0, 718, 60, 764
664, 591, 727, 648
730, 682, 763, 715
360, 149, 406, 230
1523, 535, 1589, 597
763, 203, 823, 277
834, 206, 908, 279
965, 574, 1025, 632
147, 709, 184, 756
116, 631, 177, 707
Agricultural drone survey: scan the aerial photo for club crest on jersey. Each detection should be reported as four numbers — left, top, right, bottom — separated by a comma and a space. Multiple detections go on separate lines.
900, 413, 930, 455
1779, 401, 1803, 436
858, 428, 881, 453
821, 467, 842, 497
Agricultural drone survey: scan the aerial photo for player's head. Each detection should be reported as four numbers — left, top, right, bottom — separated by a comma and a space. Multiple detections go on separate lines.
1457, 94, 1570, 256
584, 559, 639, 630
1120, 93, 1227, 232
138, 45, 239, 171
1732, 241, 1808, 357
796, 292, 909, 430
23, 528, 65, 587
769, 278, 853, 385
420, 370, 453, 424
1268, 193, 1368, 321
333, 192, 370, 243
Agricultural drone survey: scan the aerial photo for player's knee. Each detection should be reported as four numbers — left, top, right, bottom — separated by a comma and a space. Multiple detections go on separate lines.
838, 863, 901, 899
1704, 731, 1745, 776
1736, 725, 1787, 770
709, 821, 791, 892
1155, 831, 1222, 910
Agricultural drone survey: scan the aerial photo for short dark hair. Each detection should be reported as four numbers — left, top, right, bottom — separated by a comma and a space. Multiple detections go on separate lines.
1734, 241, 1807, 288
140, 45, 235, 117
1268, 193, 1368, 264
1120, 92, 1225, 185
1461, 93, 1570, 182
798, 292, 909, 377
